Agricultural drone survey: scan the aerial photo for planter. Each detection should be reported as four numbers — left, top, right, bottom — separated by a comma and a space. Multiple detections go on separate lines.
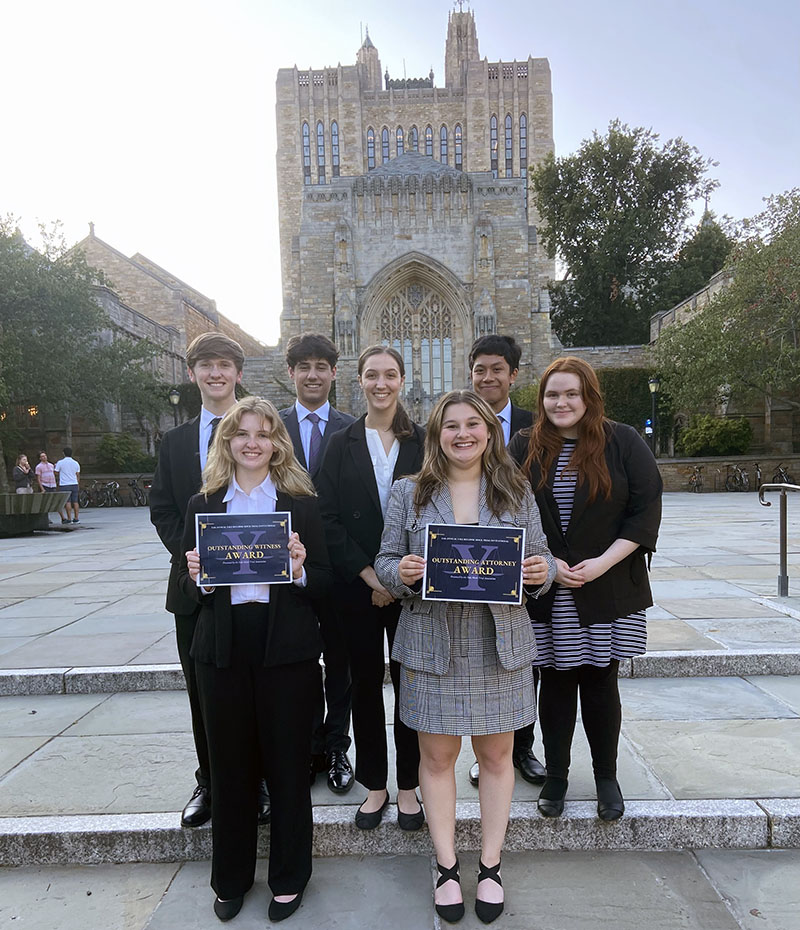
0, 492, 71, 537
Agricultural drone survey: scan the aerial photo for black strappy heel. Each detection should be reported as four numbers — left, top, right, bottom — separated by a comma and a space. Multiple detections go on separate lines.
475, 859, 503, 924
435, 859, 465, 923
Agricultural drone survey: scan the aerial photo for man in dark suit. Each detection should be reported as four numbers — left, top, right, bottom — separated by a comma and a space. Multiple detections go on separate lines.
150, 332, 269, 827
279, 333, 356, 794
468, 333, 545, 788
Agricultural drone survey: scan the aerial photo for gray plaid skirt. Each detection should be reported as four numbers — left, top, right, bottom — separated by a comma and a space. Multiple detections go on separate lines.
399, 602, 536, 736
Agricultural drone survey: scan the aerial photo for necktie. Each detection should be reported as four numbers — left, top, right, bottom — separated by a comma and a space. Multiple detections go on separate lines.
208, 417, 222, 451
306, 412, 322, 471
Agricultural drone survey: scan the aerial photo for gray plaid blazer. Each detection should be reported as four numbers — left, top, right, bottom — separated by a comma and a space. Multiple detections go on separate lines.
375, 476, 556, 676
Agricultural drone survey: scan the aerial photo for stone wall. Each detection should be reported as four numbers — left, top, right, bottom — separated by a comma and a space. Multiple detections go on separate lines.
656, 455, 800, 493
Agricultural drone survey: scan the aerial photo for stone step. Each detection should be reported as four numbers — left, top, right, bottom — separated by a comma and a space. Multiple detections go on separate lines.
3, 799, 799, 867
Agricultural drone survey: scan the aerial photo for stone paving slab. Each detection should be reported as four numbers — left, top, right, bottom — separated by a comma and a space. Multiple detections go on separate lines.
746, 675, 800, 714
0, 632, 169, 669
691, 616, 800, 649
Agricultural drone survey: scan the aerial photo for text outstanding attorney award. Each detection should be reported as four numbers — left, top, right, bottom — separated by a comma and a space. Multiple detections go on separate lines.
196, 512, 292, 586
422, 524, 526, 605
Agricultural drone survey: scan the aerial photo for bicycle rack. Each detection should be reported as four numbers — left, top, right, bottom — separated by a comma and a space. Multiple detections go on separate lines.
759, 482, 800, 597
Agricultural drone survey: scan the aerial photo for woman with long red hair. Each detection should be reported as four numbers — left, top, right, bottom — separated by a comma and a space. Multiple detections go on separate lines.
509, 357, 662, 821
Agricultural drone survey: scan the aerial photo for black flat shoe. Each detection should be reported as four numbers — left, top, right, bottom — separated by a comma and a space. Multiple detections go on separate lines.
537, 777, 568, 818
257, 779, 271, 825
435, 859, 465, 923
475, 859, 503, 924
397, 795, 425, 831
354, 790, 389, 830
512, 749, 547, 785
596, 777, 625, 822
268, 890, 304, 922
327, 749, 354, 794
213, 895, 243, 921
181, 784, 211, 827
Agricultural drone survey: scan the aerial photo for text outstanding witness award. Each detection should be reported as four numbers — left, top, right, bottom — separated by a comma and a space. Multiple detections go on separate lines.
196, 512, 292, 586
422, 524, 526, 606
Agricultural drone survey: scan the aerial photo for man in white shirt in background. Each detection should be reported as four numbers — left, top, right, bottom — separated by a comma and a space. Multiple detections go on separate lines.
54, 447, 81, 524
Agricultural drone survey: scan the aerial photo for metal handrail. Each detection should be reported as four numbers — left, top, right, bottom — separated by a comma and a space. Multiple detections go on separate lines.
759, 483, 800, 597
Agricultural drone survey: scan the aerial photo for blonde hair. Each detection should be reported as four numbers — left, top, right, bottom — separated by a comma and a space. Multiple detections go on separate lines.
201, 396, 315, 498
413, 390, 528, 517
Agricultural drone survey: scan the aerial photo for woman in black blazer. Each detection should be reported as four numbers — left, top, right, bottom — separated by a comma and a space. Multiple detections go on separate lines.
317, 345, 424, 831
509, 357, 662, 823
179, 396, 332, 923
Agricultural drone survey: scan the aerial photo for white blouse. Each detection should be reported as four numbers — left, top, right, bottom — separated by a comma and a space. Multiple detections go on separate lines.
365, 428, 400, 517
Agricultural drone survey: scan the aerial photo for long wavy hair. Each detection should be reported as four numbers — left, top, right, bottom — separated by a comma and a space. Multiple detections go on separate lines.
414, 390, 529, 517
523, 356, 612, 503
357, 345, 415, 440
201, 396, 315, 498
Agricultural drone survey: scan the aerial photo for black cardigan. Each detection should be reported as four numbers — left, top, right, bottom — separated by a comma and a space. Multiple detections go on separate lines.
508, 421, 662, 626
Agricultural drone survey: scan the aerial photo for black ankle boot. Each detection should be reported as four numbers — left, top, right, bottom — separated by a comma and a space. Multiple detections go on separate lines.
596, 777, 624, 821
537, 776, 568, 818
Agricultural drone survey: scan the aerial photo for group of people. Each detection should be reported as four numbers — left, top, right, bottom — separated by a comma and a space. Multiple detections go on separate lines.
149, 330, 662, 924
11, 449, 81, 524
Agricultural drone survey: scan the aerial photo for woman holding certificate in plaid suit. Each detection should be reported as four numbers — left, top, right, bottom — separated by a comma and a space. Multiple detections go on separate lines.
375, 389, 555, 925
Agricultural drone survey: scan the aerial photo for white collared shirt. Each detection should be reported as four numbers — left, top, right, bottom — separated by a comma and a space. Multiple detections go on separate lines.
199, 407, 222, 471
496, 398, 512, 446
364, 428, 400, 516
295, 399, 330, 466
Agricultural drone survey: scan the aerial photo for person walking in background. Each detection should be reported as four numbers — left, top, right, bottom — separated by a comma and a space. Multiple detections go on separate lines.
375, 390, 555, 924
509, 356, 662, 822
280, 333, 356, 795
150, 332, 270, 829
12, 454, 35, 494
316, 345, 424, 832
467, 334, 545, 789
54, 447, 81, 523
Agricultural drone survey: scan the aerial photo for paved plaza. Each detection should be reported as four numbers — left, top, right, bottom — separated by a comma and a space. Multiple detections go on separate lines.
1, 493, 799, 928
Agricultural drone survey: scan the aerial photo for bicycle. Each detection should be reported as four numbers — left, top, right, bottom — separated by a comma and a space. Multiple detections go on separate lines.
78, 480, 103, 509
687, 464, 704, 492
753, 462, 762, 489
128, 475, 150, 507
725, 463, 750, 492
102, 480, 123, 507
773, 463, 796, 485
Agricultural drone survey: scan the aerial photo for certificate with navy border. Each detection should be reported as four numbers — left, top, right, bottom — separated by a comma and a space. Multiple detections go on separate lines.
422, 524, 526, 605
195, 512, 292, 587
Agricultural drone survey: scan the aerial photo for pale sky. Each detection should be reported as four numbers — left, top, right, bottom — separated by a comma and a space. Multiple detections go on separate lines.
3, 0, 798, 347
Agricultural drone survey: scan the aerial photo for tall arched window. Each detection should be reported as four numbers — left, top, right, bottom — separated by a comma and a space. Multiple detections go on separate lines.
396, 127, 404, 156
440, 125, 448, 164
519, 114, 527, 176
302, 121, 311, 184
410, 126, 419, 152
490, 116, 498, 178
425, 125, 433, 157
504, 114, 513, 178
381, 127, 390, 164
454, 124, 463, 170
331, 121, 340, 177
367, 128, 375, 170
317, 121, 326, 183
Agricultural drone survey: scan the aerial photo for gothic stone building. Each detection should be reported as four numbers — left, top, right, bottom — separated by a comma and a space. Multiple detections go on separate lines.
272, 9, 560, 418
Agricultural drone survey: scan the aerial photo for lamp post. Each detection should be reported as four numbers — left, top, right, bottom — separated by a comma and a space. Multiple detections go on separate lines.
648, 377, 660, 456
168, 387, 181, 428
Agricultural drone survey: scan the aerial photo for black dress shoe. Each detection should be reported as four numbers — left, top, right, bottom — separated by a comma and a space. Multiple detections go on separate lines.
475, 859, 504, 924
397, 795, 425, 831
268, 890, 304, 922
354, 790, 389, 830
213, 895, 243, 921
435, 859, 465, 923
326, 750, 354, 794
309, 752, 326, 785
537, 777, 568, 818
596, 777, 625, 822
468, 761, 480, 787
257, 779, 271, 825
512, 749, 547, 785
181, 784, 211, 827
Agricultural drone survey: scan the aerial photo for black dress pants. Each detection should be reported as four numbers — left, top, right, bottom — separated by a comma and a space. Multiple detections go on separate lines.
538, 660, 621, 781
310, 601, 352, 755
340, 579, 420, 791
196, 605, 317, 899
513, 666, 541, 754
174, 608, 210, 788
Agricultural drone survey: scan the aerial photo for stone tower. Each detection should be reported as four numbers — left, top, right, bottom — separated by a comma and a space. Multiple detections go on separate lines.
444, 8, 480, 88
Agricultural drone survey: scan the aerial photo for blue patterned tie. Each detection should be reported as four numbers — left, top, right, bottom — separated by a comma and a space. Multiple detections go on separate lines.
306, 412, 322, 471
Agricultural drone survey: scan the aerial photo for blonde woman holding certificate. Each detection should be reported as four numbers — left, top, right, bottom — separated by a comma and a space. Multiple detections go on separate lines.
375, 390, 555, 925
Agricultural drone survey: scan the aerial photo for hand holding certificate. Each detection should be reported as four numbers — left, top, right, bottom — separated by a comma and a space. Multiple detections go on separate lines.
195, 512, 293, 586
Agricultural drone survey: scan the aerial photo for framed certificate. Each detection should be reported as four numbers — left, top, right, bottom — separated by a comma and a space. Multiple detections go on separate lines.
195, 512, 292, 586
422, 523, 525, 605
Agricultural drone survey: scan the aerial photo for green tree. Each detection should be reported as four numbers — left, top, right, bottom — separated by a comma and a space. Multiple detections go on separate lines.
653, 189, 800, 414
531, 120, 716, 346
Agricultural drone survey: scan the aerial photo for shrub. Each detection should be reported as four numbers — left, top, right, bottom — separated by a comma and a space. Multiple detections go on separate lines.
676, 415, 752, 457
96, 433, 155, 473
509, 382, 539, 412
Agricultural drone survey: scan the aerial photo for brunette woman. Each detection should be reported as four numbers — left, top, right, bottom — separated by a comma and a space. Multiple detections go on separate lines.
509, 357, 662, 822
13, 454, 34, 494
375, 390, 555, 924
180, 396, 332, 923
316, 345, 424, 831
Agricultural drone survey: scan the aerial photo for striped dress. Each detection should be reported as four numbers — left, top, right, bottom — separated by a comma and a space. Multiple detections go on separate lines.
532, 439, 647, 669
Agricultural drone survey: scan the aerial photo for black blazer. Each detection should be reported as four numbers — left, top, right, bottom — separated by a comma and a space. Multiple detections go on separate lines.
509, 421, 662, 626
177, 487, 333, 668
150, 416, 203, 615
509, 403, 533, 441
279, 404, 355, 482
316, 415, 425, 584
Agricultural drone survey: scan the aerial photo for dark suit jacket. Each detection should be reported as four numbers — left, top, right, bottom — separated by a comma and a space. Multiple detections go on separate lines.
508, 421, 662, 626
509, 403, 533, 441
177, 487, 333, 668
150, 416, 203, 615
316, 415, 425, 584
279, 404, 355, 483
